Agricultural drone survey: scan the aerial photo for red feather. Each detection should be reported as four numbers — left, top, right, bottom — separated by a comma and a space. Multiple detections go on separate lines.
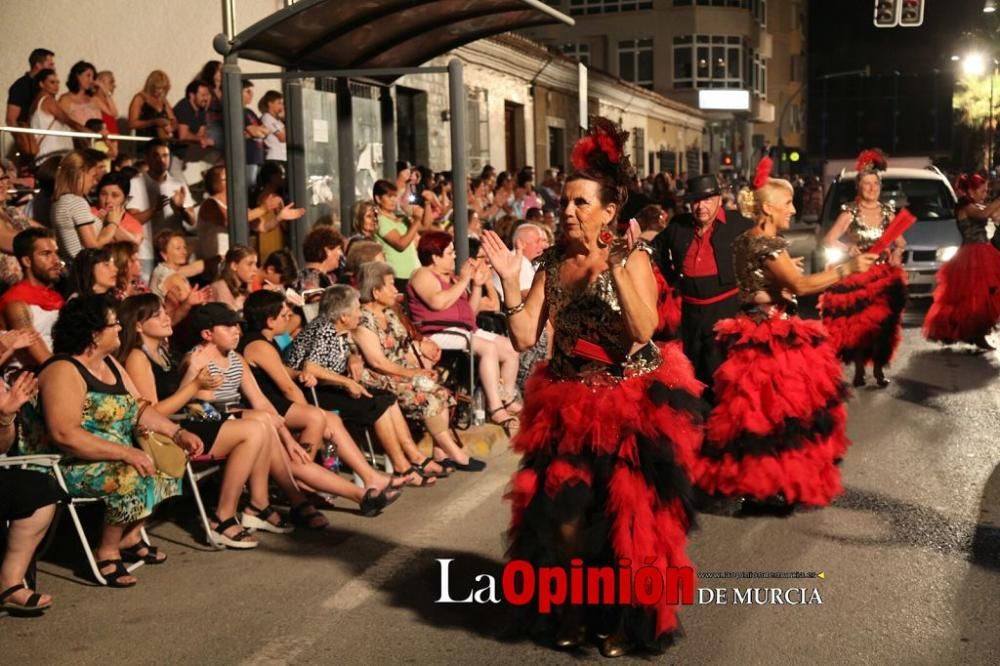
855, 149, 887, 172
570, 136, 596, 171
753, 156, 773, 189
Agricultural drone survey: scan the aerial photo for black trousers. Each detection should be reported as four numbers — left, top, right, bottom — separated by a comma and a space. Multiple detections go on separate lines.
680, 296, 740, 392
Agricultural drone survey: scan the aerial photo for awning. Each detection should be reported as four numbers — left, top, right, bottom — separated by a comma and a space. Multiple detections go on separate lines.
215, 0, 574, 76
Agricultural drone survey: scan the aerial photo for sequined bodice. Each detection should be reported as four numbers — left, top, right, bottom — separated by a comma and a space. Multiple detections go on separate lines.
844, 202, 892, 251
541, 242, 662, 381
732, 231, 790, 304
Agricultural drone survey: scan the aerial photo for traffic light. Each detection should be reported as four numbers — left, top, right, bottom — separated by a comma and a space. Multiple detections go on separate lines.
899, 0, 924, 26
721, 152, 734, 169
874, 0, 897, 27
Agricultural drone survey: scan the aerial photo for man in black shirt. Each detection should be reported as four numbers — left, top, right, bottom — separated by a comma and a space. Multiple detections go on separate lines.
171, 80, 214, 175
5, 48, 55, 158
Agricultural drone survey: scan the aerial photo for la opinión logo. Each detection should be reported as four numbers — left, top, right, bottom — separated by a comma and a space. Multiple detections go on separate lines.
435, 558, 695, 612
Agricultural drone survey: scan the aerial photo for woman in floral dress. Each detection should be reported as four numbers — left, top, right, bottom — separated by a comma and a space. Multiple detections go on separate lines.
354, 262, 485, 472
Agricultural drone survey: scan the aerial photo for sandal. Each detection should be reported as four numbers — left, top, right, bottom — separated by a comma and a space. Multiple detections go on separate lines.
359, 487, 401, 517
121, 542, 167, 565
0, 583, 51, 614
290, 502, 329, 530
209, 515, 259, 550
488, 407, 520, 437
241, 504, 295, 534
95, 559, 137, 588
413, 457, 449, 478
436, 457, 487, 472
393, 467, 436, 487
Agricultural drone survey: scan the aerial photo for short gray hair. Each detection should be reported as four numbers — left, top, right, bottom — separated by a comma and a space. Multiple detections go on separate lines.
512, 222, 545, 246
318, 284, 360, 323
357, 261, 396, 304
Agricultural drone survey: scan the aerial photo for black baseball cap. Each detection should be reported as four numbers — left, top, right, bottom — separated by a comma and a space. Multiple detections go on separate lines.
190, 303, 243, 333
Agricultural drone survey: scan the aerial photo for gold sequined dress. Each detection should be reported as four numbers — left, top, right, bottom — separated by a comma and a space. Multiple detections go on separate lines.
691, 231, 849, 507
505, 244, 706, 650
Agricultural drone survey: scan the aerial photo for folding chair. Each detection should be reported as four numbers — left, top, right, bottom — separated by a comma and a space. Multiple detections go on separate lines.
185, 454, 226, 549
309, 386, 389, 485
0, 454, 149, 586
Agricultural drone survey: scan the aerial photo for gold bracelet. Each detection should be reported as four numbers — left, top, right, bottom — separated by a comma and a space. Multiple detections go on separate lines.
503, 301, 526, 317
0, 414, 16, 428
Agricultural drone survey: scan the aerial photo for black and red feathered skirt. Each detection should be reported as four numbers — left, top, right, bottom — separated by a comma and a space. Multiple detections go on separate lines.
691, 311, 849, 507
818, 262, 907, 367
923, 242, 1000, 344
653, 265, 682, 340
506, 341, 706, 651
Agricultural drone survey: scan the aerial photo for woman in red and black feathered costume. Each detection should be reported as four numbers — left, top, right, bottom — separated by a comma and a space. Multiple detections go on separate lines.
818, 149, 908, 387
923, 174, 1000, 349
691, 177, 877, 512
482, 118, 706, 658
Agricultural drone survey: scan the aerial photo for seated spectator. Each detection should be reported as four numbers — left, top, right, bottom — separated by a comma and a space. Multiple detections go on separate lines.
19, 295, 201, 586
492, 222, 549, 300
108, 240, 148, 299
251, 162, 304, 260
0, 188, 43, 289
408, 232, 522, 435
180, 304, 335, 529
93, 70, 120, 134
466, 209, 483, 240
259, 91, 286, 162
0, 228, 65, 367
284, 286, 447, 486
195, 165, 286, 261
468, 177, 502, 223
51, 151, 135, 263
541, 208, 557, 231
6, 48, 56, 159
68, 247, 118, 298
58, 61, 102, 128
149, 229, 211, 298
374, 179, 424, 289
524, 207, 543, 224
126, 141, 195, 277
0, 370, 66, 614
348, 199, 377, 245
127, 70, 175, 141
258, 249, 298, 292
211, 245, 256, 311
297, 225, 344, 291
239, 292, 404, 513
95, 173, 144, 246
344, 240, 385, 286
356, 262, 485, 471
29, 69, 87, 162
171, 80, 214, 171
118, 294, 269, 548
197, 61, 224, 148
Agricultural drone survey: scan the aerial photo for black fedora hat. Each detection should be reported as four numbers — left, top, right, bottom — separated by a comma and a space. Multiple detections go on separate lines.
686, 174, 722, 201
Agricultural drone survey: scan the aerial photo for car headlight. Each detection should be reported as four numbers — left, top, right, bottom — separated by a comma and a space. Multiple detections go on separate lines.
824, 247, 846, 265
936, 246, 958, 262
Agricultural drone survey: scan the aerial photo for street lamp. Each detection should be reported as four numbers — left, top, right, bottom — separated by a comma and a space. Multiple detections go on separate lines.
960, 51, 998, 170
985, 0, 997, 14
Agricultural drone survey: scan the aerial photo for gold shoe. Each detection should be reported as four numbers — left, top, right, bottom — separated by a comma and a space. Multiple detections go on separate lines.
599, 632, 632, 658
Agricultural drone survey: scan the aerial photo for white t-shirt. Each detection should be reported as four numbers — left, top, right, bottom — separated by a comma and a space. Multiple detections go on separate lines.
493, 256, 535, 300
149, 263, 177, 298
127, 172, 196, 262
261, 113, 286, 161
52, 194, 101, 263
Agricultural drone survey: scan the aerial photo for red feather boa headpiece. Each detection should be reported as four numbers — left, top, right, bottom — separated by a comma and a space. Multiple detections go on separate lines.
753, 156, 773, 189
855, 148, 888, 173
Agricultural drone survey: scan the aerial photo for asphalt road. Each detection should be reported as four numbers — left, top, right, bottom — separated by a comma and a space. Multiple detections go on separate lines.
4, 299, 1000, 665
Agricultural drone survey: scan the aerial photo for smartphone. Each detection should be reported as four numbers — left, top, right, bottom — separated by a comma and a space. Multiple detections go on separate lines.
408, 193, 419, 204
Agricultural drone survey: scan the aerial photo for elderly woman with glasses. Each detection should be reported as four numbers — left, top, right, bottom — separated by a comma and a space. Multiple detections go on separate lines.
18, 295, 203, 586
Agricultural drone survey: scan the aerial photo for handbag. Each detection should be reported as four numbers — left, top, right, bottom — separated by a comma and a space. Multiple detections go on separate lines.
134, 400, 187, 478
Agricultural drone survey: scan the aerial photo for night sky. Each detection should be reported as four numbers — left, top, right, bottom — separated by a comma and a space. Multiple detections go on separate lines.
807, 0, 988, 165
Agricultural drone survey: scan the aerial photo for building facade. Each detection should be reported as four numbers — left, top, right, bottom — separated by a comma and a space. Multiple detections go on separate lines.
522, 0, 807, 174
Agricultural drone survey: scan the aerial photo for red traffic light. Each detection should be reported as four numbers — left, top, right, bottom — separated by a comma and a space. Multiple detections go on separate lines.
899, 0, 923, 26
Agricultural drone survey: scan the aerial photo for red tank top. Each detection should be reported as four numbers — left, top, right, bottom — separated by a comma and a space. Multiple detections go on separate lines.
406, 272, 477, 334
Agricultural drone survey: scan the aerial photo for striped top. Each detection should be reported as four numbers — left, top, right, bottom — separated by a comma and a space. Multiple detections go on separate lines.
52, 194, 102, 263
206, 350, 244, 404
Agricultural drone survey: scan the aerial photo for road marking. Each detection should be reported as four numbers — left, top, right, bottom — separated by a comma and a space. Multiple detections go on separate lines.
240, 472, 510, 665
324, 473, 509, 611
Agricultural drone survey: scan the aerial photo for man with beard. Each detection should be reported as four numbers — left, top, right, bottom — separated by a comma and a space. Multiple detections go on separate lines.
651, 174, 753, 396
0, 228, 64, 367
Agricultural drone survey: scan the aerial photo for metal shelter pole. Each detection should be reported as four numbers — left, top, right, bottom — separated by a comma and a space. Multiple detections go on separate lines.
336, 79, 354, 236
284, 78, 308, 264
448, 59, 469, 270
380, 87, 397, 181
222, 55, 249, 247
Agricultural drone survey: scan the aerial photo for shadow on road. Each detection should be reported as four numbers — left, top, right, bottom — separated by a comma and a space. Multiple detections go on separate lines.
894, 348, 999, 398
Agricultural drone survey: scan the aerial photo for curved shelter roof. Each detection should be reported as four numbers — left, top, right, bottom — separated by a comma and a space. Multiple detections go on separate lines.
214, 0, 574, 77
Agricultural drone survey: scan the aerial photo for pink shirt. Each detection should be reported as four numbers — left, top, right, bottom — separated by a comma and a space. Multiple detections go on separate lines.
407, 273, 476, 334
